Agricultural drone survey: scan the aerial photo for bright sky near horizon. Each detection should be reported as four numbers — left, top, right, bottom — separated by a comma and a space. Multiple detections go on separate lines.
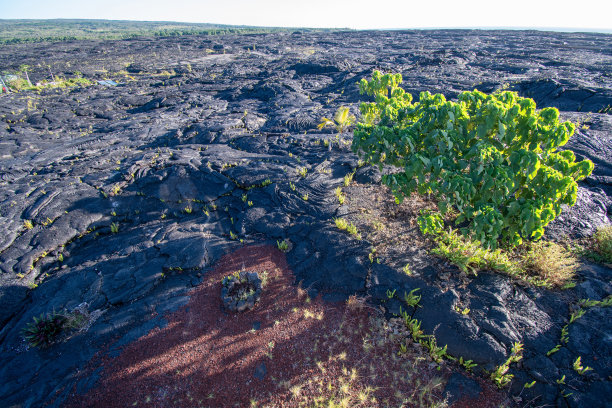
1, 0, 610, 32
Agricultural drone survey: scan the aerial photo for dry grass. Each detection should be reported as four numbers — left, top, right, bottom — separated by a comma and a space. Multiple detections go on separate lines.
269, 305, 451, 408
593, 225, 612, 263
522, 241, 580, 287
258, 295, 452, 408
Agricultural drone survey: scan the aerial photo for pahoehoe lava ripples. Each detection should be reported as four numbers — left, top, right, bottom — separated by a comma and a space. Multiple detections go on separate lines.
0, 29, 611, 407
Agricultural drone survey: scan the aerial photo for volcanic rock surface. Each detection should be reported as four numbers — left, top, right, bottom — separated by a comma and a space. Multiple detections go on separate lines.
0, 29, 611, 407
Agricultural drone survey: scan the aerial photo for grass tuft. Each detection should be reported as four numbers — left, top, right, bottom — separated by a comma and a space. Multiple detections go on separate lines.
593, 225, 612, 263
345, 223, 361, 240
335, 187, 346, 205
523, 241, 579, 287
335, 218, 348, 230
343, 171, 355, 187
22, 311, 66, 348
277, 239, 290, 252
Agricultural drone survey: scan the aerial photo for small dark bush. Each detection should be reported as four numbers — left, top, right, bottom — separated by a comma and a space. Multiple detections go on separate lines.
22, 311, 67, 348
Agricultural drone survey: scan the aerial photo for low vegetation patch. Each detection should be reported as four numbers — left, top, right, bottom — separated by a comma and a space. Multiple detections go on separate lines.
22, 304, 96, 348
592, 225, 612, 263
4, 72, 92, 92
318, 106, 356, 134
334, 218, 362, 240
277, 239, 290, 252
522, 241, 580, 287
490, 342, 524, 388
431, 228, 519, 278
418, 211, 578, 288
22, 311, 66, 348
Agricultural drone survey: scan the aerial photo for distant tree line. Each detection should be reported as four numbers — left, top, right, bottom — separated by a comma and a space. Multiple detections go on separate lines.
0, 19, 342, 45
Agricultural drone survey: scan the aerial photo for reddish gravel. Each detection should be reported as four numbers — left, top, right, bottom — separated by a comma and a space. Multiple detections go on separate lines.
65, 245, 509, 408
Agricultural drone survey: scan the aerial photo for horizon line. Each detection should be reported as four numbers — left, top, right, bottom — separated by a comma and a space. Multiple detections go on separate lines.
1, 18, 611, 35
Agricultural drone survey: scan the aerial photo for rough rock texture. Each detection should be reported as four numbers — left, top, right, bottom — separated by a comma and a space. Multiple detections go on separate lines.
0, 29, 611, 407
221, 270, 262, 312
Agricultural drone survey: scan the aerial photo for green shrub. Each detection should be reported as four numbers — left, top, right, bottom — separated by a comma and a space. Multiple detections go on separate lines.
352, 71, 593, 248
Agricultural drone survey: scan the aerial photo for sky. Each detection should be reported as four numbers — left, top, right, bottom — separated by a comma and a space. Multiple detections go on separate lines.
1, 0, 611, 32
